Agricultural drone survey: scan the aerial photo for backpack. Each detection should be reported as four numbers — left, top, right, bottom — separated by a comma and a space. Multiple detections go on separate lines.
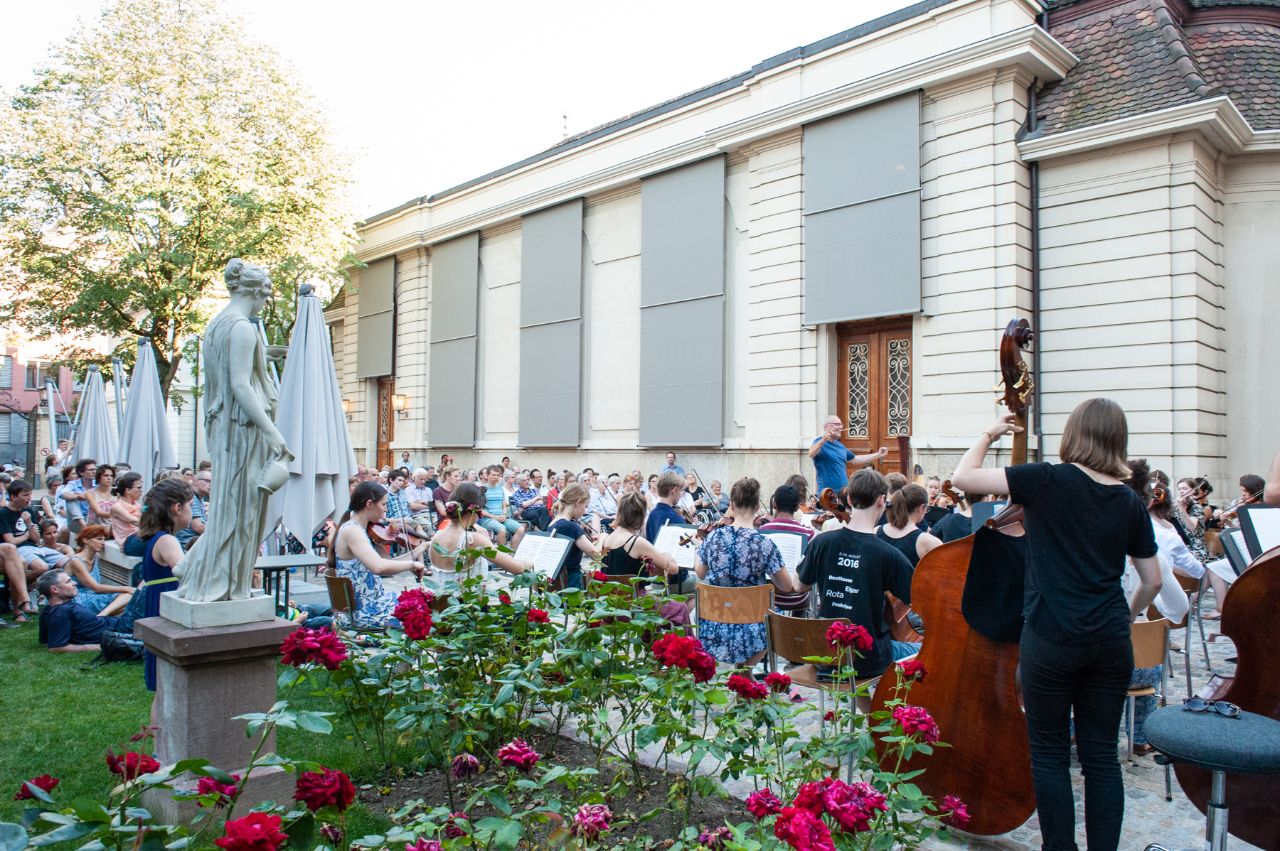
95, 631, 145, 664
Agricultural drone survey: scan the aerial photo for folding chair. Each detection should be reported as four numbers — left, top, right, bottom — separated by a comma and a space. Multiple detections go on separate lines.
1125, 617, 1169, 762
693, 582, 773, 654
765, 613, 883, 718
324, 574, 383, 634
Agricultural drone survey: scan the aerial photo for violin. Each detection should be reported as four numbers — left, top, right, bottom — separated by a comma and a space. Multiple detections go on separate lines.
870, 317, 1037, 836
367, 520, 429, 552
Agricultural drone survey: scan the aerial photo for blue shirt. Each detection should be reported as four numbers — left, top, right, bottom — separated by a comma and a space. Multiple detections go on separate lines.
385, 489, 411, 520
812, 437, 855, 493
484, 484, 506, 516
645, 502, 685, 544
660, 464, 685, 477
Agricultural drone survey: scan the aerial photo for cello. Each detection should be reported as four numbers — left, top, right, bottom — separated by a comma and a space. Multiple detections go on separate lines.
869, 317, 1037, 836
1173, 545, 1280, 850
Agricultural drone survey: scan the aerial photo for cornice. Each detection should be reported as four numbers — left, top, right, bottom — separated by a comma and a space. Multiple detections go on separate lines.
1017, 96, 1263, 161
356, 25, 1075, 263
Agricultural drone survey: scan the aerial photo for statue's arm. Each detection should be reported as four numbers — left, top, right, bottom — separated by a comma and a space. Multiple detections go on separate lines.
228, 322, 288, 456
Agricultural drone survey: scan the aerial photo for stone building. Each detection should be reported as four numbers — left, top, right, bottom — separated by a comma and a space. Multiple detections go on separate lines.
332, 0, 1279, 491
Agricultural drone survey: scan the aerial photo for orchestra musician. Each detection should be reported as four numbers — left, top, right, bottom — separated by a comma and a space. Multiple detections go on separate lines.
548, 482, 600, 590
808, 415, 887, 496
952, 398, 1162, 851
876, 483, 942, 568
426, 482, 532, 592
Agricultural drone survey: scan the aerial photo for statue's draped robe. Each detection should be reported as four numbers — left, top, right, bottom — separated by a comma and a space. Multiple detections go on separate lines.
175, 312, 277, 601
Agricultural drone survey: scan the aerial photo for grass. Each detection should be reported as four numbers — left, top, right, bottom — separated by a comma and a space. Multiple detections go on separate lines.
0, 620, 391, 838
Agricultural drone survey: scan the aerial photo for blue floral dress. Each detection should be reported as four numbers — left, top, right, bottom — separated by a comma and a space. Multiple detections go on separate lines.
335, 522, 397, 628
697, 526, 784, 664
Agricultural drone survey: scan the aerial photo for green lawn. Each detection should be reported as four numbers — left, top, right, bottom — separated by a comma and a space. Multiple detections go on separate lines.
0, 621, 391, 836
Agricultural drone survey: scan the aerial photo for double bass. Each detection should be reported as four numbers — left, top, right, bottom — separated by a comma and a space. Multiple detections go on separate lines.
1173, 545, 1280, 850
869, 317, 1037, 836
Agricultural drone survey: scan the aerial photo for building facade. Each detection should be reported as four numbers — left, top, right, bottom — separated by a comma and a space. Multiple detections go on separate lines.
334, 0, 1279, 492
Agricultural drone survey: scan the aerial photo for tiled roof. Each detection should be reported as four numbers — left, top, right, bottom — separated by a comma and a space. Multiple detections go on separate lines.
1186, 23, 1280, 128
1029, 0, 1218, 137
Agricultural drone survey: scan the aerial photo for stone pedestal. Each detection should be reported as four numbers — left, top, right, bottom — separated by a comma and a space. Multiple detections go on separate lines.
135, 615, 299, 823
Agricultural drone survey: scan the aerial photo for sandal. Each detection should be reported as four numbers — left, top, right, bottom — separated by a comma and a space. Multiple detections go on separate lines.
1202, 610, 1222, 621
18, 602, 38, 616
1133, 744, 1155, 756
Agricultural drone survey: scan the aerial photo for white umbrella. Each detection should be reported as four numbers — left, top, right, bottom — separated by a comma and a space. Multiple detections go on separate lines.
117, 338, 177, 489
263, 285, 356, 544
71, 366, 118, 467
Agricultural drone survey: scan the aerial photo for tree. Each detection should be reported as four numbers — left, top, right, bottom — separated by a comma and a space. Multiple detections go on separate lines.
0, 0, 357, 400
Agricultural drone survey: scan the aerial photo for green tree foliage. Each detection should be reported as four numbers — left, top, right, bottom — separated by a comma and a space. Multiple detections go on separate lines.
0, 0, 357, 399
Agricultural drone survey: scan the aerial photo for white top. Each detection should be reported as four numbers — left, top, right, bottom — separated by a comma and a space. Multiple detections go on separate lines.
1124, 518, 1191, 623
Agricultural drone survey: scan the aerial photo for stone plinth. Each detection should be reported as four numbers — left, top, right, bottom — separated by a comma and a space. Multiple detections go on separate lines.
135, 616, 298, 822
159, 590, 275, 628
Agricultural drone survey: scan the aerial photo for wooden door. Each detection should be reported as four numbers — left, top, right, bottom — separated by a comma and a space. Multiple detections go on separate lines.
835, 321, 913, 474
376, 377, 395, 470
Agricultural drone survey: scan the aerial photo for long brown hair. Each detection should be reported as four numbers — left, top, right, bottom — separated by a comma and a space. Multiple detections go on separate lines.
885, 483, 928, 529
138, 479, 194, 538
1058, 397, 1130, 479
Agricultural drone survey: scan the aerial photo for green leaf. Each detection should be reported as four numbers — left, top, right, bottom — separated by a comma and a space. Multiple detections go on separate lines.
67, 801, 109, 825
0, 823, 29, 851
294, 711, 333, 734
473, 818, 523, 851
29, 821, 96, 847
494, 683, 515, 708
484, 790, 513, 816
285, 812, 314, 849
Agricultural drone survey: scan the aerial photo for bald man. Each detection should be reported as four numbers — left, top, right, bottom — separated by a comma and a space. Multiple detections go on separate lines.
808, 415, 887, 496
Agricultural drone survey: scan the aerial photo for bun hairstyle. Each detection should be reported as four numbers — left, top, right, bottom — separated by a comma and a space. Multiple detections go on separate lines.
553, 482, 591, 515
730, 477, 762, 512
615, 491, 648, 531
885, 483, 928, 529
224, 258, 272, 297
449, 482, 487, 519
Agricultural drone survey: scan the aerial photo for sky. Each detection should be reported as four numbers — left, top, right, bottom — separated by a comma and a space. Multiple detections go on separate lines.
3, 0, 920, 221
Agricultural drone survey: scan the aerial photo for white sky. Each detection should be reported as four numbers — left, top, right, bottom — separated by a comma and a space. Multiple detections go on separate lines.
3, 0, 918, 220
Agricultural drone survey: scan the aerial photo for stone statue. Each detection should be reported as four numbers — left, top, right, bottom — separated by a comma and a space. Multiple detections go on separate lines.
174, 259, 292, 602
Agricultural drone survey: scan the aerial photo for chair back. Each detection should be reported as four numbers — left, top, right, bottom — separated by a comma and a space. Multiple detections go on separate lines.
1175, 572, 1200, 594
1131, 617, 1169, 669
325, 574, 357, 616
695, 582, 772, 625
767, 613, 854, 667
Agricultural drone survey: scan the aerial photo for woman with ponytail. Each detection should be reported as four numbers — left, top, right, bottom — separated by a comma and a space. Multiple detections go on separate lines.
876, 483, 942, 568
549, 482, 599, 589
331, 481, 428, 629
426, 481, 532, 591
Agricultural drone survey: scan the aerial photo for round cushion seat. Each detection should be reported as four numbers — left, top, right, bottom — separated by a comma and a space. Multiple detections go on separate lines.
1145, 707, 1280, 775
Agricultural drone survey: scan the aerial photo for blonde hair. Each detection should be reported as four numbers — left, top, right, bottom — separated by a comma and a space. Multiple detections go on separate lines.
553, 482, 591, 515
1058, 398, 1130, 479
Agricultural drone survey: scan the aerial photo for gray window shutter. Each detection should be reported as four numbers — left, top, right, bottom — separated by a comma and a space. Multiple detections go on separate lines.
356, 257, 396, 379
428, 233, 480, 447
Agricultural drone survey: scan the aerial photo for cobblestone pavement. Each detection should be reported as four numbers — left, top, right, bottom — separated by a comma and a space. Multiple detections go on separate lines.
386, 572, 1254, 849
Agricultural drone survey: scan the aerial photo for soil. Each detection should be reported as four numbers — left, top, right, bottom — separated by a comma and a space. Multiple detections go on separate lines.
357, 731, 743, 844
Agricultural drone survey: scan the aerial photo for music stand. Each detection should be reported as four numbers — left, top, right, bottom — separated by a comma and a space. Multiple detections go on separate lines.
1238, 505, 1280, 560
1221, 528, 1252, 577
512, 530, 575, 589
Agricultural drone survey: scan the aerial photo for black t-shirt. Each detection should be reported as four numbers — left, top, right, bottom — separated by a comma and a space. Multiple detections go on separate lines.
797, 528, 914, 678
39, 601, 120, 648
1006, 462, 1157, 645
0, 505, 38, 547
931, 511, 973, 543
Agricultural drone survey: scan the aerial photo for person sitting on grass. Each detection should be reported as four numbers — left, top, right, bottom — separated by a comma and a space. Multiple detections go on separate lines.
66, 524, 134, 617
0, 481, 75, 581
1, 540, 37, 623
35, 568, 125, 653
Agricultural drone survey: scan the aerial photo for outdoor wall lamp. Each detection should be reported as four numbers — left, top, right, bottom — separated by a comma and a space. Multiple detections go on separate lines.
392, 393, 409, 418
341, 398, 352, 420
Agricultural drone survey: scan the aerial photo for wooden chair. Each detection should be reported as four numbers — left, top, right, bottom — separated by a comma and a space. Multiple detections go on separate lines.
765, 612, 883, 719
694, 582, 773, 646
1125, 617, 1169, 761
324, 574, 384, 634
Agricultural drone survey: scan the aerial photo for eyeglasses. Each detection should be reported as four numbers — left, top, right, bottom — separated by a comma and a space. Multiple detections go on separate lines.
1182, 697, 1241, 718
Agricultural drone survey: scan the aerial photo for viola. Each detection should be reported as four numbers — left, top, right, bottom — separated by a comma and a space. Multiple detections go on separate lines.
367, 520, 429, 552
869, 317, 1037, 836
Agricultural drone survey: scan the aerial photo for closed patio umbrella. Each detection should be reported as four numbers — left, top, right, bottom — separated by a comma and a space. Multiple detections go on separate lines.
117, 338, 177, 489
263, 284, 356, 544
70, 365, 118, 467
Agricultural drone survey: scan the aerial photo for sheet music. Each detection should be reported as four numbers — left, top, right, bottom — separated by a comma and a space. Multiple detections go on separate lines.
512, 534, 573, 577
762, 532, 805, 571
652, 524, 699, 569
1240, 506, 1280, 558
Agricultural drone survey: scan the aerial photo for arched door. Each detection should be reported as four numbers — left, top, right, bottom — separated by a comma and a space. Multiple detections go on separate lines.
835, 320, 912, 474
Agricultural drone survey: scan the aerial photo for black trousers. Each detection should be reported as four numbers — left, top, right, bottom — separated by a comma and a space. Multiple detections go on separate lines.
1019, 625, 1133, 851
519, 506, 550, 531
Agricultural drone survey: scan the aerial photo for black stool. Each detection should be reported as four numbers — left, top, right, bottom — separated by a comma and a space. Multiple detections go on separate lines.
1143, 706, 1280, 851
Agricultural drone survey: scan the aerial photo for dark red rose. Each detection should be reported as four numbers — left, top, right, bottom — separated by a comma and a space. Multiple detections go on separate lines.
13, 774, 58, 800
570, 804, 612, 840
280, 626, 348, 670
216, 812, 288, 851
698, 826, 733, 849
450, 753, 480, 779
319, 825, 344, 846
825, 621, 873, 652
497, 738, 540, 772
773, 805, 835, 851
196, 773, 240, 808
592, 570, 609, 582
745, 789, 782, 819
393, 588, 434, 640
497, 591, 512, 605
293, 767, 356, 813
527, 608, 549, 624
404, 841, 441, 851
764, 672, 792, 693
652, 632, 700, 668
893, 704, 940, 743
821, 779, 886, 833
898, 657, 926, 682
727, 673, 768, 699
689, 650, 717, 683
792, 781, 825, 815
938, 794, 971, 829
105, 750, 160, 781
823, 710, 835, 722
444, 812, 468, 838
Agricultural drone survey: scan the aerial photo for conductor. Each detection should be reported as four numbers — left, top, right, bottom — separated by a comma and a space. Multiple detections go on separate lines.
809, 415, 887, 495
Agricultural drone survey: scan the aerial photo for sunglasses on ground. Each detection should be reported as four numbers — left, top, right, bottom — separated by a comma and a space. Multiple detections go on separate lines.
1182, 697, 1241, 718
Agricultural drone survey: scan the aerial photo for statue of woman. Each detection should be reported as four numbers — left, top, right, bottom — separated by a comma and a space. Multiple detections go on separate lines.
174, 259, 291, 602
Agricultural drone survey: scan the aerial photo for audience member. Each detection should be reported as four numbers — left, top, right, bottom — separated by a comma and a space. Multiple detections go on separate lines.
36, 568, 125, 652
110, 472, 144, 548
85, 464, 117, 526
67, 523, 134, 616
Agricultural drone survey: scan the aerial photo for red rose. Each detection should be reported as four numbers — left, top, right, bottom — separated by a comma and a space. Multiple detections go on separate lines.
764, 671, 792, 693
892, 705, 940, 743
773, 806, 835, 851
394, 588, 434, 640
405, 841, 441, 851
13, 774, 58, 800
497, 738, 541, 772
444, 812, 468, 838
821, 779, 886, 833
652, 632, 700, 668
592, 570, 609, 582
792, 781, 825, 815
699, 826, 733, 849
527, 608, 549, 624
727, 673, 769, 700
689, 650, 717, 683
823, 710, 835, 722
938, 794, 971, 829
745, 789, 782, 819
196, 773, 240, 808
825, 621, 873, 652
215, 812, 288, 851
898, 657, 926, 682
498, 591, 512, 605
570, 803, 612, 840
450, 753, 480, 779
105, 750, 160, 781
280, 626, 348, 670
293, 767, 356, 813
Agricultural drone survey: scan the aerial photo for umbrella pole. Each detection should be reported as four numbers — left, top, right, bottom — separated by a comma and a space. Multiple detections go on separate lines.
112, 357, 127, 441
